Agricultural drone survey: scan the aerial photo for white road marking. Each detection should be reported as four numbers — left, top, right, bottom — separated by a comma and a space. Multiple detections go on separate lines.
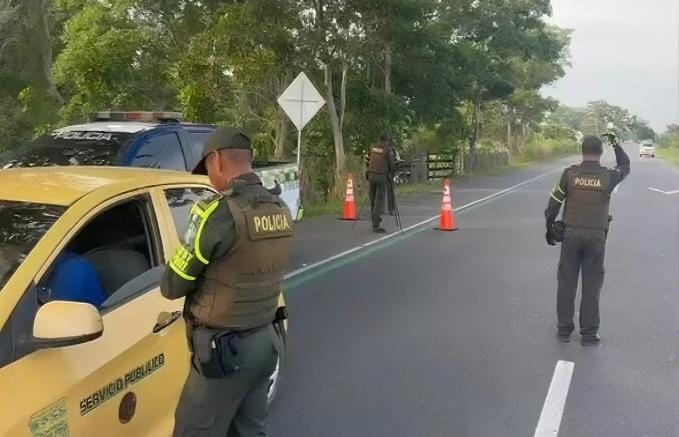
648, 187, 679, 195
534, 360, 575, 437
285, 167, 563, 279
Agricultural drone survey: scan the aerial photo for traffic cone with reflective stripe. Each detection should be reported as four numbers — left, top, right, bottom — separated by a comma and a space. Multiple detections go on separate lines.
341, 173, 357, 221
438, 178, 457, 231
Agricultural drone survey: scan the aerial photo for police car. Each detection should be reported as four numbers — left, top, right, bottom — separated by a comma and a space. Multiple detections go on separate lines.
639, 140, 655, 158
3, 111, 300, 219
0, 167, 286, 436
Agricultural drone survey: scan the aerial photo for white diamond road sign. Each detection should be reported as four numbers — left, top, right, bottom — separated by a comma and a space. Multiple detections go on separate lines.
277, 72, 325, 131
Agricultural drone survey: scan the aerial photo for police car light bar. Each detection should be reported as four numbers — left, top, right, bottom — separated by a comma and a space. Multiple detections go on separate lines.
90, 111, 183, 123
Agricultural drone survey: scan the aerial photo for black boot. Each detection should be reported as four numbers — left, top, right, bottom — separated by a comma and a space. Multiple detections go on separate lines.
557, 327, 573, 343
372, 227, 386, 233
581, 333, 601, 346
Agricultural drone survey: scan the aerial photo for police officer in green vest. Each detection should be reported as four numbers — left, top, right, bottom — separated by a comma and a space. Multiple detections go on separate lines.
161, 127, 293, 436
367, 134, 396, 233
545, 134, 630, 346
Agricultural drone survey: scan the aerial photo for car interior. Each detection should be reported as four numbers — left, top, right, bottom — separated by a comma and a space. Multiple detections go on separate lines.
39, 198, 161, 311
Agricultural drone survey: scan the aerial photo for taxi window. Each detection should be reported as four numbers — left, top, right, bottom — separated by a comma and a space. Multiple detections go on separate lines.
0, 201, 65, 290
164, 188, 218, 237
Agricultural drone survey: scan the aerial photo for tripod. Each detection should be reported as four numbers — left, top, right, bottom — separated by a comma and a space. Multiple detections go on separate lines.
387, 177, 404, 234
352, 175, 403, 234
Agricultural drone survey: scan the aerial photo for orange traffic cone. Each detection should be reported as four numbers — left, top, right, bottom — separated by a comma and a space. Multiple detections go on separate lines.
341, 173, 357, 221
438, 178, 457, 231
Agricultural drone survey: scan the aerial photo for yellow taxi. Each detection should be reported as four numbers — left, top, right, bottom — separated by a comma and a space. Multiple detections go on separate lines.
0, 167, 286, 436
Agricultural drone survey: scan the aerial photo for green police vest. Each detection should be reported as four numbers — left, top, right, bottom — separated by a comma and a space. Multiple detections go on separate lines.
188, 185, 293, 330
563, 166, 612, 231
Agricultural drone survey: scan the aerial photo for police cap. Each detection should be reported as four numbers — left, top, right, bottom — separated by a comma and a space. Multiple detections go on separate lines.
581, 136, 603, 156
192, 127, 252, 175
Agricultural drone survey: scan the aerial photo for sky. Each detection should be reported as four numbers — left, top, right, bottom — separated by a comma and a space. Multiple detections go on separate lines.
544, 0, 678, 132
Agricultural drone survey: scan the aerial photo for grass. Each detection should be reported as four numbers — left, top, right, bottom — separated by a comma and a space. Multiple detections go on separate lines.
302, 198, 344, 219
657, 147, 679, 167
300, 146, 577, 220
302, 182, 438, 219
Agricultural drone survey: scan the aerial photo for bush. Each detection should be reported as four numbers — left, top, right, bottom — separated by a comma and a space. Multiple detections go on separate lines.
658, 134, 679, 149
518, 134, 578, 161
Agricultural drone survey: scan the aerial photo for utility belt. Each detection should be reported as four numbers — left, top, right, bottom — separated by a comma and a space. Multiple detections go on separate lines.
186, 307, 287, 379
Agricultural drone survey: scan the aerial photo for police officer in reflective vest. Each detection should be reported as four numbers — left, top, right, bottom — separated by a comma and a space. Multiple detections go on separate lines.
161, 127, 293, 436
366, 134, 396, 233
545, 134, 630, 345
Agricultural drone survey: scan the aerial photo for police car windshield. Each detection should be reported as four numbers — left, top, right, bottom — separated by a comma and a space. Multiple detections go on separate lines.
5, 131, 133, 167
0, 201, 65, 290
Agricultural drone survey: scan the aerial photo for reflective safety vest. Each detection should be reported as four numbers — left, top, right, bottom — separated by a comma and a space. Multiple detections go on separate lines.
188, 183, 293, 330
563, 165, 612, 231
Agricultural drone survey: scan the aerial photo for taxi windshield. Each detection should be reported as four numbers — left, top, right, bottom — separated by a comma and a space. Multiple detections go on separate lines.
0, 201, 65, 290
4, 131, 133, 168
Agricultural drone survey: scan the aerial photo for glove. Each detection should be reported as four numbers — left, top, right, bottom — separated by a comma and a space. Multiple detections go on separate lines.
545, 230, 557, 246
602, 132, 619, 146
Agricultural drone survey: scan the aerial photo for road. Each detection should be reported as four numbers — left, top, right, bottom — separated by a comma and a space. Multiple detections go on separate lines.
270, 145, 678, 437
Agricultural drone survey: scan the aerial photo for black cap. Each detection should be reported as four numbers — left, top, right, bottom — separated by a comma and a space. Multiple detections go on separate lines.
581, 136, 603, 156
192, 127, 252, 175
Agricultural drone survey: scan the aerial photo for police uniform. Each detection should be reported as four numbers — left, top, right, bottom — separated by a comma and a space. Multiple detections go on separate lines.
545, 136, 630, 345
161, 128, 293, 436
367, 138, 396, 232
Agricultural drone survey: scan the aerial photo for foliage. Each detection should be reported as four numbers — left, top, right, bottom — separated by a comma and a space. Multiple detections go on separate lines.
1, 0, 635, 202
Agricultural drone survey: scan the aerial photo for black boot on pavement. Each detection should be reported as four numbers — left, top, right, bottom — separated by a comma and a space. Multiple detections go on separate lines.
557, 327, 573, 343
581, 333, 601, 346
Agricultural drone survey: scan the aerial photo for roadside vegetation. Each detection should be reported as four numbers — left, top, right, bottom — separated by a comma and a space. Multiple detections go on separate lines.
656, 125, 679, 166
0, 0, 656, 206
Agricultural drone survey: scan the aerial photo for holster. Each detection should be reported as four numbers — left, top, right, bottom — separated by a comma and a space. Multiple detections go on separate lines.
188, 326, 230, 379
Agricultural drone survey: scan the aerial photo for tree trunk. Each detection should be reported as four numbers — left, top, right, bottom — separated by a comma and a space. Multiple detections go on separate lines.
273, 109, 288, 160
384, 41, 392, 95
324, 63, 346, 178
467, 90, 482, 170
31, 0, 61, 103
507, 115, 512, 153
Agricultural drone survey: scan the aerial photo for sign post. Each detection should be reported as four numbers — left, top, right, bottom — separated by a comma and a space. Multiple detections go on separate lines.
277, 72, 325, 220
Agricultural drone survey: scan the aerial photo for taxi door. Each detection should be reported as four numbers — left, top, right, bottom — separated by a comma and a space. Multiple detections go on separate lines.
9, 190, 190, 436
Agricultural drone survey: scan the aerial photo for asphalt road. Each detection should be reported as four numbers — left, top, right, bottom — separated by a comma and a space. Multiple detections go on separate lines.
271, 145, 678, 437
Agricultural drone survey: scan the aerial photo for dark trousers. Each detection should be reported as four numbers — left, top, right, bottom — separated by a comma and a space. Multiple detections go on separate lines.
387, 179, 395, 215
368, 173, 387, 228
557, 228, 607, 336
173, 324, 281, 437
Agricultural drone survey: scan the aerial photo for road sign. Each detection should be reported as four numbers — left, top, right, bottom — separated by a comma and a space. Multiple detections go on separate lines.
277, 72, 326, 221
277, 72, 325, 131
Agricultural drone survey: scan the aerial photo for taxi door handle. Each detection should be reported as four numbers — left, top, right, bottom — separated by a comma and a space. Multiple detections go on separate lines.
153, 311, 182, 333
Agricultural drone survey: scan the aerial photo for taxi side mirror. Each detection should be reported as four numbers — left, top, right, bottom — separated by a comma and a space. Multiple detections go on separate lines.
32, 301, 103, 348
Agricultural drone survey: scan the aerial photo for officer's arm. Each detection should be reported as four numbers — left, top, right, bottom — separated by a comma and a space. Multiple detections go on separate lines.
545, 170, 568, 225
610, 143, 631, 186
160, 202, 236, 300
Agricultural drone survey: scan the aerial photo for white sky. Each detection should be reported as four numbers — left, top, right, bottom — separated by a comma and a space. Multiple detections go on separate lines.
543, 0, 678, 132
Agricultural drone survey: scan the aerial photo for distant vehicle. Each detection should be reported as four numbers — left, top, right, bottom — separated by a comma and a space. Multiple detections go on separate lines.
639, 140, 655, 158
2, 111, 300, 218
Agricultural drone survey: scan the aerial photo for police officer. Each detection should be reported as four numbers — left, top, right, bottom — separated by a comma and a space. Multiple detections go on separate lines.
366, 134, 396, 233
161, 127, 293, 436
545, 134, 630, 345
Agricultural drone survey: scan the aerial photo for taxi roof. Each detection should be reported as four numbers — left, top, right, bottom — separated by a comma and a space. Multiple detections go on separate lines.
0, 167, 209, 206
